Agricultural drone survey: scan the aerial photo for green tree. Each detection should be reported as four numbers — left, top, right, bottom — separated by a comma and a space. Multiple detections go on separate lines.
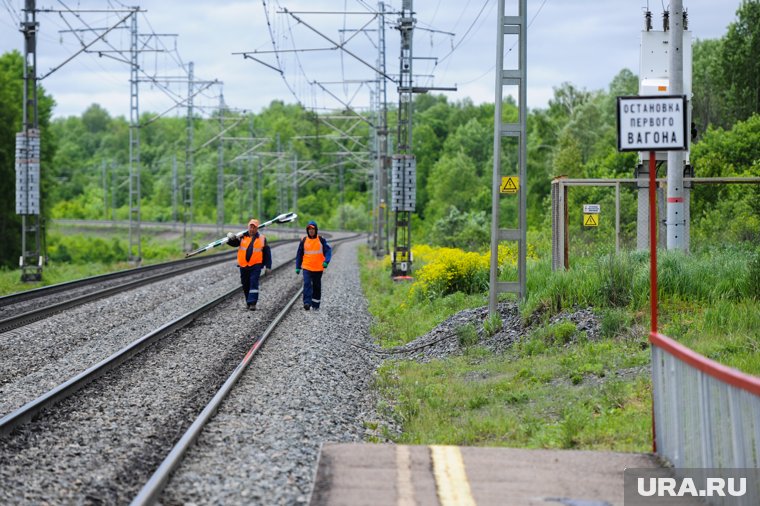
690, 114, 760, 243
720, 0, 760, 124
0, 51, 55, 269
692, 38, 725, 134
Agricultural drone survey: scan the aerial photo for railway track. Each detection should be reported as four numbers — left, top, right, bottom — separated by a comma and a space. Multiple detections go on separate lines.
0, 234, 374, 505
0, 239, 293, 332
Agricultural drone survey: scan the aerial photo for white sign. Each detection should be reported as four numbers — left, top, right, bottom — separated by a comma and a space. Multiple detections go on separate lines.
583, 204, 600, 214
616, 95, 687, 152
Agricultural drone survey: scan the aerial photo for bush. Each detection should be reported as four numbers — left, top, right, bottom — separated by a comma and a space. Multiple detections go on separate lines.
412, 245, 489, 299
456, 323, 479, 347
483, 313, 502, 336
600, 308, 633, 339
429, 206, 489, 251
47, 233, 127, 264
410, 243, 530, 301
526, 321, 578, 348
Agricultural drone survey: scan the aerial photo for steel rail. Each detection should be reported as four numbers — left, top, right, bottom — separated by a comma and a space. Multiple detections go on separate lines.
0, 240, 291, 332
0, 250, 233, 307
0, 237, 293, 307
0, 254, 294, 436
130, 288, 303, 506
0, 236, 355, 436
130, 237, 355, 505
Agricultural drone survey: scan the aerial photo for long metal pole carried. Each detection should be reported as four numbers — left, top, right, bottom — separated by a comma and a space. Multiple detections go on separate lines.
184, 212, 297, 258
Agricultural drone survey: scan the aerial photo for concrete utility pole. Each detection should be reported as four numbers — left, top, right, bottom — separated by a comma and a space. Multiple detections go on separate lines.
636, 7, 692, 251
17, 0, 42, 282
667, 0, 686, 251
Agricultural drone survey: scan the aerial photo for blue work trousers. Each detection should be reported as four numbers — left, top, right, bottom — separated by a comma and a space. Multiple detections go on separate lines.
240, 264, 263, 304
302, 269, 323, 309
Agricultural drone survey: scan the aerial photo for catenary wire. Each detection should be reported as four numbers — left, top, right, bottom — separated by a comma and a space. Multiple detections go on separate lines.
446, 0, 550, 88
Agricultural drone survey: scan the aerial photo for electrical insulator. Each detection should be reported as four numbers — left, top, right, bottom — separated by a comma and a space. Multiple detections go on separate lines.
645, 10, 652, 31
662, 10, 669, 31
683, 9, 688, 30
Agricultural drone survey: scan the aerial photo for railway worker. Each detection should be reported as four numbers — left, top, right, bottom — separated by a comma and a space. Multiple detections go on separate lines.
227, 218, 272, 311
295, 220, 332, 311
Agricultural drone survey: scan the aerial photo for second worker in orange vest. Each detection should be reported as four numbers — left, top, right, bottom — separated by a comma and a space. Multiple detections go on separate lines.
295, 220, 332, 311
227, 219, 272, 311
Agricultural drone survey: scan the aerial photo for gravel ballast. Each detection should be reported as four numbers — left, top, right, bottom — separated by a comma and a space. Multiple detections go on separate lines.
159, 238, 381, 505
0, 237, 382, 505
0, 234, 610, 505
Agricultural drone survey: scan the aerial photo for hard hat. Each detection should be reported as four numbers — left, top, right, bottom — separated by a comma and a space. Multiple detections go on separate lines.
248, 219, 260, 227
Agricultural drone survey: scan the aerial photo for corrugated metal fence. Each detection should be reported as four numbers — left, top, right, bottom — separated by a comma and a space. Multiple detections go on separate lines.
650, 331, 760, 505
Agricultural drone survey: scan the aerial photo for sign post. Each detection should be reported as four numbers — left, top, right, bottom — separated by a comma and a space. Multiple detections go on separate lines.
618, 95, 688, 455
617, 94, 687, 335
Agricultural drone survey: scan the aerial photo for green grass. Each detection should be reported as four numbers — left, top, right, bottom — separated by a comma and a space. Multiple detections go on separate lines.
362, 243, 759, 450
0, 262, 131, 296
1, 221, 290, 297
376, 337, 651, 451
0, 224, 211, 296
661, 298, 760, 375
358, 247, 487, 347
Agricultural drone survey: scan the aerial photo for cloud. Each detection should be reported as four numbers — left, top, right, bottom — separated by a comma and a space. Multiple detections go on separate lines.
0, 0, 743, 119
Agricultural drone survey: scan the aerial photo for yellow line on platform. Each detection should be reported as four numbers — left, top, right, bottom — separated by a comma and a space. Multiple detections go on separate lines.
430, 445, 476, 506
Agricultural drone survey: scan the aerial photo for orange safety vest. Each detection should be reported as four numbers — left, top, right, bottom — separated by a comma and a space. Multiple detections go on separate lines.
301, 236, 325, 271
237, 234, 265, 267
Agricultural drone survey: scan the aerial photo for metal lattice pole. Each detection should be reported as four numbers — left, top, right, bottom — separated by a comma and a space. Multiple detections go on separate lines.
375, 0, 389, 257
292, 151, 298, 218
128, 8, 142, 263
182, 62, 195, 252
489, 0, 528, 314
216, 92, 225, 235
171, 155, 178, 224
18, 0, 42, 282
257, 157, 262, 220
391, 0, 415, 278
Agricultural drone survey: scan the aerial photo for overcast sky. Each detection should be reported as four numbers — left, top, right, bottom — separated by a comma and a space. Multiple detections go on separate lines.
0, 0, 744, 120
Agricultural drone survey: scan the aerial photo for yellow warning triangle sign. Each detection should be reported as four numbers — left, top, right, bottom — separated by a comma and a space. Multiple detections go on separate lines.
583, 213, 599, 227
500, 176, 518, 194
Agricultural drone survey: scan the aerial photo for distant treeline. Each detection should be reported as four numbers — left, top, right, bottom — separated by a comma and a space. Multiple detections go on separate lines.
0, 1, 758, 268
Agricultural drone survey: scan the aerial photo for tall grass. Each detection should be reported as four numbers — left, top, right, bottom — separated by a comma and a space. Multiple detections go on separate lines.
365, 242, 758, 450
525, 247, 757, 314
524, 246, 759, 373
